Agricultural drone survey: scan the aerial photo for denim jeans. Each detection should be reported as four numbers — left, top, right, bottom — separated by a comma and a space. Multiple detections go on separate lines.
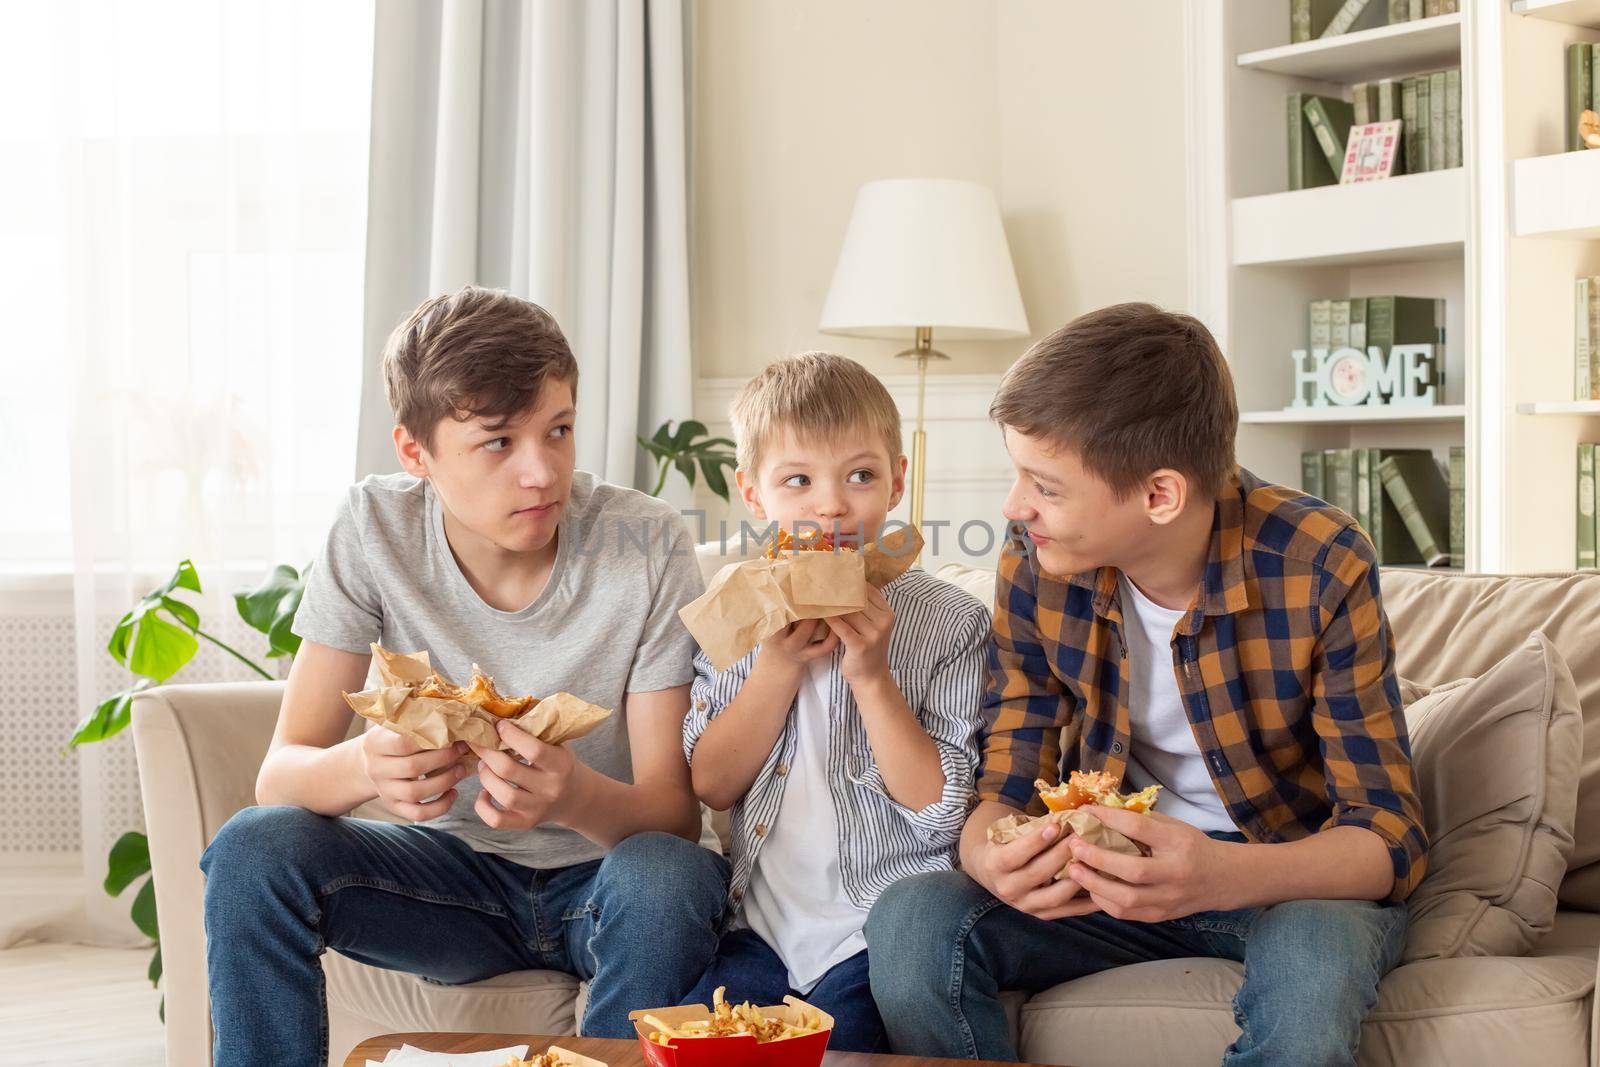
865, 865, 1408, 1065
683, 927, 887, 1053
200, 806, 730, 1067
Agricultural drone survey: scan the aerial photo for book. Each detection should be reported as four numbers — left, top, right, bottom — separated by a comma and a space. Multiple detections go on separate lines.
1322, 0, 1384, 37
1401, 77, 1420, 174
1594, 44, 1600, 116
1429, 70, 1447, 172
1569, 44, 1592, 153
1325, 449, 1358, 518
1330, 299, 1352, 347
1591, 276, 1600, 401
1377, 80, 1405, 174
1366, 296, 1445, 361
1579, 277, 1592, 402
1581, 443, 1597, 569
1445, 68, 1461, 169
1310, 298, 1333, 349
1288, 93, 1340, 190
1350, 297, 1369, 349
1302, 452, 1325, 501
1353, 82, 1371, 126
1389, 0, 1410, 22
1448, 446, 1465, 569
1442, 0, 1457, 12
1356, 448, 1373, 536
1292, 0, 1349, 42
1425, 0, 1441, 15
1415, 75, 1431, 173
1370, 448, 1433, 564
1304, 95, 1356, 178
1409, 0, 1422, 16
1379, 454, 1452, 566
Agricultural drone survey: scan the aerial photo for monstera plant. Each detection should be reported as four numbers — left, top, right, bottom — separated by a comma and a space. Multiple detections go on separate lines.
639, 419, 737, 502
68, 560, 308, 1017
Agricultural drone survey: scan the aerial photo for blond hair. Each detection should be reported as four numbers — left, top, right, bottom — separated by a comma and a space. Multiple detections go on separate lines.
382, 285, 579, 452
730, 352, 903, 475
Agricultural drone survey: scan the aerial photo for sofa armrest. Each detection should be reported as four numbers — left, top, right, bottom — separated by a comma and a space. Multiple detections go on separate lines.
130, 681, 285, 1067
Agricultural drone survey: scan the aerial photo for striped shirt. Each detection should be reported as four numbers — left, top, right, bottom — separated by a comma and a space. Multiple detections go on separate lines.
978, 467, 1428, 901
683, 568, 991, 916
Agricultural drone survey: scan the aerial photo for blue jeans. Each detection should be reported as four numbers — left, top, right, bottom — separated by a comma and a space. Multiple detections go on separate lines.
865, 869, 1408, 1065
200, 806, 730, 1067
683, 928, 887, 1054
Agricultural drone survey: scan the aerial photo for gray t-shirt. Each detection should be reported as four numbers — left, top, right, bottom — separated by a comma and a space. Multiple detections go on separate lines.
292, 469, 705, 869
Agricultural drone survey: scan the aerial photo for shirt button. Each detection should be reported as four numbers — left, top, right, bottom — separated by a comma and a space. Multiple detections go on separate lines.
1111, 741, 1124, 755
755, 823, 769, 837
775, 762, 789, 777
732, 888, 744, 901
694, 699, 707, 712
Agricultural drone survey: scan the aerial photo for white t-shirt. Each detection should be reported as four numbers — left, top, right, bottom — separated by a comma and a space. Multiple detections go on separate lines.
1118, 575, 1236, 833
741, 658, 869, 992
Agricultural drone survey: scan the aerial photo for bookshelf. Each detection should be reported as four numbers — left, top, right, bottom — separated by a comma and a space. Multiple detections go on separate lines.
1511, 0, 1600, 30
1185, 1, 1600, 573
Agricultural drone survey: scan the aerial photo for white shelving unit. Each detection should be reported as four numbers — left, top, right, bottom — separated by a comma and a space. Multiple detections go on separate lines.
1511, 0, 1600, 30
1183, 0, 1600, 572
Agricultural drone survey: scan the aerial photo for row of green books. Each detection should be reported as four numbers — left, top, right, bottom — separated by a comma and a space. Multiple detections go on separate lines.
1579, 444, 1598, 569
1307, 296, 1446, 354
1574, 278, 1600, 401
1301, 448, 1464, 567
1565, 43, 1600, 152
1290, 0, 1457, 44
1287, 70, 1461, 190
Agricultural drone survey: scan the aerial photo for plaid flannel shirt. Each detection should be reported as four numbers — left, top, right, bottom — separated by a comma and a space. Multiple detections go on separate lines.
977, 467, 1428, 901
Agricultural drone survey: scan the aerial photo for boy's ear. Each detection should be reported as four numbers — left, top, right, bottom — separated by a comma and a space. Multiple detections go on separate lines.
735, 468, 767, 520
394, 424, 429, 478
886, 453, 909, 512
1145, 469, 1189, 527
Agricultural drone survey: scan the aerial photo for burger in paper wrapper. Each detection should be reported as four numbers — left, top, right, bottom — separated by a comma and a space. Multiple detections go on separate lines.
987, 770, 1163, 880
631, 987, 833, 1067
343, 644, 611, 752
678, 524, 923, 671
496, 1048, 609, 1067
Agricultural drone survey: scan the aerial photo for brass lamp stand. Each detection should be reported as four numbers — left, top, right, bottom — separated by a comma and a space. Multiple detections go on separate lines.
896, 326, 948, 560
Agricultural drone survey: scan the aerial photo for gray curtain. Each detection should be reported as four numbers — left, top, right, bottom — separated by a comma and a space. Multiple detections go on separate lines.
357, 0, 693, 499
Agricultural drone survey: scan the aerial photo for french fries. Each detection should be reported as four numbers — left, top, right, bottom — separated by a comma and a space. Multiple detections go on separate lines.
762, 527, 848, 559
643, 987, 826, 1045
1035, 770, 1160, 814
496, 1047, 601, 1067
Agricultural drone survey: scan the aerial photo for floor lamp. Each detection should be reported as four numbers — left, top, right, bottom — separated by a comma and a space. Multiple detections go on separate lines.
819, 179, 1029, 556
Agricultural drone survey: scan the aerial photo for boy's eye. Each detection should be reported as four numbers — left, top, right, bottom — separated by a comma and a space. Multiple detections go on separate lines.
1034, 481, 1056, 500
846, 469, 874, 485
483, 437, 511, 453
549, 423, 573, 440
781, 474, 810, 489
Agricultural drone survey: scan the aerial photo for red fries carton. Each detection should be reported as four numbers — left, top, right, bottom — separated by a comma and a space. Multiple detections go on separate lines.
629, 996, 834, 1067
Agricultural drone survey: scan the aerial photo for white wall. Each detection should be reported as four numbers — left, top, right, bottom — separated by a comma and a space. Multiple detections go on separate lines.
687, 0, 1193, 557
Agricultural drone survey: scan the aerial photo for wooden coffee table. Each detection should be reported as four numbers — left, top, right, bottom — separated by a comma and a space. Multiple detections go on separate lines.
344, 1032, 1063, 1066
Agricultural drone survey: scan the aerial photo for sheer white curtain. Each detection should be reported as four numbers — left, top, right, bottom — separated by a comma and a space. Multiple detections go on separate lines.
356, 0, 694, 499
0, 0, 373, 942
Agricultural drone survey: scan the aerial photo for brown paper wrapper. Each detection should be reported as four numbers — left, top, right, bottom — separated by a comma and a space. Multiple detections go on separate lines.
987, 808, 1149, 881
679, 525, 924, 671
342, 645, 611, 752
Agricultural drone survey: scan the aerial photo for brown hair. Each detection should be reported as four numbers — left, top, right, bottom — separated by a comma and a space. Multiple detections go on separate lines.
730, 352, 902, 475
382, 285, 579, 451
989, 302, 1239, 500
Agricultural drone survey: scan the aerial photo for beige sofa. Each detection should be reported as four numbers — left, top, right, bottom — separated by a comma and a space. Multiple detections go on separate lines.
132, 559, 1600, 1067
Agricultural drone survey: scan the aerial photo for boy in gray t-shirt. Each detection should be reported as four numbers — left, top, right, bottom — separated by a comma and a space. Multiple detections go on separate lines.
200, 287, 728, 1065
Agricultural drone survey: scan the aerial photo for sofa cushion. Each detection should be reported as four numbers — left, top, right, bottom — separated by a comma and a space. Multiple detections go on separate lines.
1378, 570, 1600, 910
1399, 632, 1581, 961
322, 950, 579, 1035
1017, 911, 1599, 1067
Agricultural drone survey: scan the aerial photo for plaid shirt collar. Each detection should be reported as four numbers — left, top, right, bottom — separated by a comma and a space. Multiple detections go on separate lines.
1065, 468, 1251, 632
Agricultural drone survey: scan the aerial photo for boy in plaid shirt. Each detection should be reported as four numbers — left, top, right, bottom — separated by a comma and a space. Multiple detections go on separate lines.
867, 303, 1426, 1067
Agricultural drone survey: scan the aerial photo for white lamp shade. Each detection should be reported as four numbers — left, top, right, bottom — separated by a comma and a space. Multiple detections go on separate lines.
819, 178, 1029, 341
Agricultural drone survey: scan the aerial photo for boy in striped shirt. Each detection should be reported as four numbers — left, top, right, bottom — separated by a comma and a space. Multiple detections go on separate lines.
681, 352, 990, 1052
